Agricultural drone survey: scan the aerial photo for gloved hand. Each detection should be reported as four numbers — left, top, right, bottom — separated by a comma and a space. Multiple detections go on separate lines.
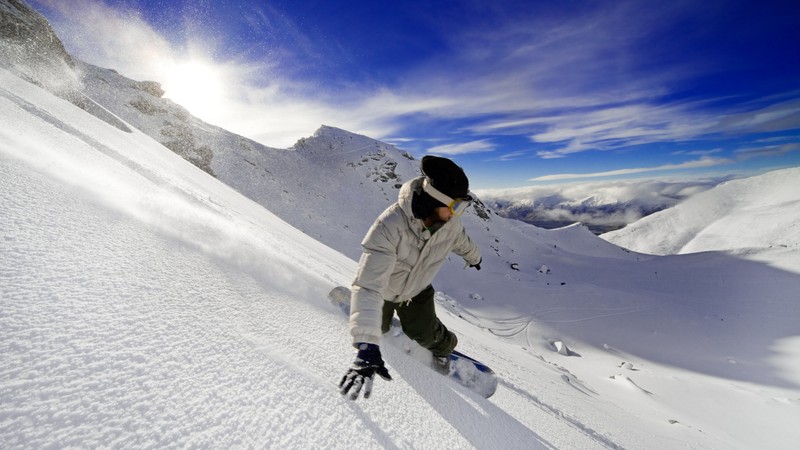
339, 343, 392, 400
469, 258, 482, 270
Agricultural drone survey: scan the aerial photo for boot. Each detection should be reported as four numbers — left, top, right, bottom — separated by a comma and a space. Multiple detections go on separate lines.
432, 354, 451, 375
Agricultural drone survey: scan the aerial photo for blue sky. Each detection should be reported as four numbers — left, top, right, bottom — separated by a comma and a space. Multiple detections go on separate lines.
31, 0, 800, 189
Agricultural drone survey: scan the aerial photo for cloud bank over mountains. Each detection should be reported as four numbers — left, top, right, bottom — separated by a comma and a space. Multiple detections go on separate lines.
476, 177, 732, 234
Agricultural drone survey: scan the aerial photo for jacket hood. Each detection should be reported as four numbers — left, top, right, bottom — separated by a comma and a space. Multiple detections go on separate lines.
398, 176, 424, 221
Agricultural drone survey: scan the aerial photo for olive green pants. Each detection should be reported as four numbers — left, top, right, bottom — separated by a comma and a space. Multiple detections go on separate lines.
381, 285, 457, 357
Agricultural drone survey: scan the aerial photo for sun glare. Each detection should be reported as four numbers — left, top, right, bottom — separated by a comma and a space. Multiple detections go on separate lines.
162, 60, 226, 121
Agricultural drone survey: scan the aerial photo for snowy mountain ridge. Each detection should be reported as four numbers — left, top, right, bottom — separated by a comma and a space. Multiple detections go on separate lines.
3, 0, 482, 260
603, 166, 800, 271
72, 59, 426, 258
2, 1, 800, 448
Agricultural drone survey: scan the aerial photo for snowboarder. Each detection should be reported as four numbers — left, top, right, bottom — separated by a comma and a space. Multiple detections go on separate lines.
339, 155, 482, 400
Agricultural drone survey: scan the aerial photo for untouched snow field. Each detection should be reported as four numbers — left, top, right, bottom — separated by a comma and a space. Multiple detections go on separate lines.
2, 66, 800, 449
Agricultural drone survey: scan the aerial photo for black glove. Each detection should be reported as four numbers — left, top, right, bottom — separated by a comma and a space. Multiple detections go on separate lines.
339, 343, 392, 400
470, 258, 482, 270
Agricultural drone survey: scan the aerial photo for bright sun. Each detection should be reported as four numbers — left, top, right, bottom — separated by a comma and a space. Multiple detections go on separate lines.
162, 60, 226, 121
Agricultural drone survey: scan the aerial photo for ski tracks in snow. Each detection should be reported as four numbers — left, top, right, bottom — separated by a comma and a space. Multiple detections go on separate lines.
436, 294, 624, 449
499, 379, 624, 450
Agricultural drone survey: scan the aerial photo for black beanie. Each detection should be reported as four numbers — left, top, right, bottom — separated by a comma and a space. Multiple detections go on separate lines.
420, 155, 469, 199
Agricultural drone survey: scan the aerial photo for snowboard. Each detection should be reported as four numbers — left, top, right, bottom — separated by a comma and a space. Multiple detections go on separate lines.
328, 286, 498, 398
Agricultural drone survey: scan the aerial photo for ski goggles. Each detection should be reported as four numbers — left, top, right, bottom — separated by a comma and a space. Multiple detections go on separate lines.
422, 178, 472, 216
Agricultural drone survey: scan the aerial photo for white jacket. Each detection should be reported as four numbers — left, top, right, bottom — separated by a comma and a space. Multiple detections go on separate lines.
350, 176, 482, 345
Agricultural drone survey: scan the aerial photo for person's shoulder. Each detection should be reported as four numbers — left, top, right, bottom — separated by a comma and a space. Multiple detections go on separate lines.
377, 203, 408, 228
444, 216, 465, 232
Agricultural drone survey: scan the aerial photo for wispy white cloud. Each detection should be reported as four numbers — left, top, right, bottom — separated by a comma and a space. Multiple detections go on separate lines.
496, 150, 529, 162
672, 149, 724, 157
735, 143, 800, 159
427, 140, 494, 155
32, 0, 800, 158
512, 99, 800, 160
712, 99, 800, 134
386, 3, 698, 124
528, 157, 733, 182
528, 140, 800, 182
377, 3, 800, 160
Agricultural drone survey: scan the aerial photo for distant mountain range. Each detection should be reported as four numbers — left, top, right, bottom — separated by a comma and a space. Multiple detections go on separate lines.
477, 177, 730, 234
482, 198, 668, 234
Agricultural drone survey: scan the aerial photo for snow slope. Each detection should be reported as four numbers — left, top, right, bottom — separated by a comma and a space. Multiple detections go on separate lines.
602, 167, 800, 272
3, 4, 800, 445
0, 68, 552, 448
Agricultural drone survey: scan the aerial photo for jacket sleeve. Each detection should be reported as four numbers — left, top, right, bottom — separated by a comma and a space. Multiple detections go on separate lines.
350, 220, 397, 346
451, 221, 481, 266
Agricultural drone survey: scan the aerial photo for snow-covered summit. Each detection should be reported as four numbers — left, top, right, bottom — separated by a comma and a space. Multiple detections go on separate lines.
74, 62, 421, 254
292, 124, 417, 193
